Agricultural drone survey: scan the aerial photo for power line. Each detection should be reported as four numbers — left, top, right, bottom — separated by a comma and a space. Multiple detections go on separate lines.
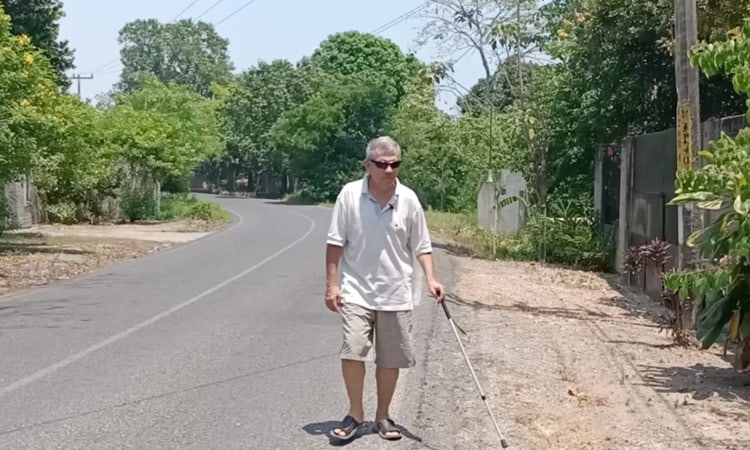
195, 0, 227, 20
80, 0, 259, 76
173, 0, 202, 21
370, 3, 428, 35
68, 73, 94, 98
215, 0, 259, 26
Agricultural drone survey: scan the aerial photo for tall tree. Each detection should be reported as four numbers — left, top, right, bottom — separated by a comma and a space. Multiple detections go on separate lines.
0, 8, 60, 183
104, 75, 224, 182
0, 0, 74, 89
271, 74, 399, 200
222, 59, 309, 185
306, 31, 424, 102
418, 0, 541, 103
116, 19, 234, 97
542, 0, 747, 148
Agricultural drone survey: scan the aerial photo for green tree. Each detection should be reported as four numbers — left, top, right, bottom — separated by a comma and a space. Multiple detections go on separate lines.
117, 19, 234, 97
0, 7, 60, 183
542, 0, 747, 149
33, 95, 118, 219
0, 0, 74, 89
271, 74, 399, 200
104, 75, 224, 182
307, 31, 423, 102
222, 59, 309, 186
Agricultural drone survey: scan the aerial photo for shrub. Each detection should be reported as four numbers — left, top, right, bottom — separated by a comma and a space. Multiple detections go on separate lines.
524, 196, 615, 271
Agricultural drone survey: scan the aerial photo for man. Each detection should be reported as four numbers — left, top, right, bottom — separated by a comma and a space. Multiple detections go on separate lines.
325, 136, 445, 442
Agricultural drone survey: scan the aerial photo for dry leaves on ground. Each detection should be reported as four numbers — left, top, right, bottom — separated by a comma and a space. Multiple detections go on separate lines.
446, 257, 750, 450
0, 220, 221, 298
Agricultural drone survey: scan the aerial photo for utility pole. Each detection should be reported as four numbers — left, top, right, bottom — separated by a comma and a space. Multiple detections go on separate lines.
68, 74, 94, 98
674, 0, 701, 270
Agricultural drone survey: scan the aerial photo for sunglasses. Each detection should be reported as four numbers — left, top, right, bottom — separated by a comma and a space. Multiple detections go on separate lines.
369, 159, 401, 170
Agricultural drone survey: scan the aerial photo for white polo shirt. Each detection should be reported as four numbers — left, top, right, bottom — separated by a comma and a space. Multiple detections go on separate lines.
327, 175, 433, 311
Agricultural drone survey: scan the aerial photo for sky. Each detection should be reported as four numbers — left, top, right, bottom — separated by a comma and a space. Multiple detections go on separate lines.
57, 0, 488, 114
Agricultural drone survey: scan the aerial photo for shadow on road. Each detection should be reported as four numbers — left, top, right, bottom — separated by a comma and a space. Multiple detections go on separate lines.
639, 363, 750, 403
302, 419, 425, 447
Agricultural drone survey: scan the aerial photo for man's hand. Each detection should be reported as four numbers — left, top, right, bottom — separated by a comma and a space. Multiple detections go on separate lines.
325, 285, 342, 312
427, 278, 445, 302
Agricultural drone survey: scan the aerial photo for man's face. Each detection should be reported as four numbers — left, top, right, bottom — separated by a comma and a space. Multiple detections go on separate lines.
365, 148, 400, 184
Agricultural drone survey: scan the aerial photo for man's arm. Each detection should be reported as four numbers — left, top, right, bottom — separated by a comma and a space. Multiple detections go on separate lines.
325, 191, 347, 311
417, 252, 436, 282
410, 200, 444, 300
326, 244, 343, 288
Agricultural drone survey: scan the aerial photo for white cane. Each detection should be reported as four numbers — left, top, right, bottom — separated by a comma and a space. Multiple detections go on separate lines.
440, 298, 509, 448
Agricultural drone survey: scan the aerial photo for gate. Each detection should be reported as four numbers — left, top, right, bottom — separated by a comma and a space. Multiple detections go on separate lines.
630, 129, 678, 247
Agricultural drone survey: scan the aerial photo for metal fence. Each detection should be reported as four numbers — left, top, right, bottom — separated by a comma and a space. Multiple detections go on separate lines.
630, 129, 678, 247
608, 114, 747, 279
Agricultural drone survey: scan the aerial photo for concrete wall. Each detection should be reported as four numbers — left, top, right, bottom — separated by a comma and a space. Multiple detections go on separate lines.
477, 169, 527, 235
3, 177, 36, 230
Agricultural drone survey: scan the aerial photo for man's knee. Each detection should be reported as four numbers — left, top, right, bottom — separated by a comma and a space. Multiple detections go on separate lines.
340, 303, 376, 361
375, 310, 415, 369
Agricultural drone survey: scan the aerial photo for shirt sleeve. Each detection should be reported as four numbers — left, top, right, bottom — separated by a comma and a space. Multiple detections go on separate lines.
409, 201, 433, 256
326, 191, 348, 247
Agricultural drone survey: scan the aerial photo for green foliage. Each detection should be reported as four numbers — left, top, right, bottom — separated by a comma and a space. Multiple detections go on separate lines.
425, 210, 535, 261
120, 185, 159, 222
33, 94, 117, 208
542, 0, 746, 152
690, 20, 750, 96
104, 75, 224, 182
159, 194, 230, 222
664, 21, 750, 349
117, 18, 234, 97
389, 76, 480, 211
0, 7, 60, 182
272, 73, 398, 200
222, 59, 308, 179
0, 0, 74, 88
524, 196, 615, 271
307, 31, 419, 101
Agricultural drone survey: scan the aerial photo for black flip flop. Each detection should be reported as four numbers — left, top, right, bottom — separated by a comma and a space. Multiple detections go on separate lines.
376, 418, 402, 441
330, 415, 362, 441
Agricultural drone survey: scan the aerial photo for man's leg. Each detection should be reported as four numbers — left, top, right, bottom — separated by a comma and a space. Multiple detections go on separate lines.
341, 359, 366, 422
374, 309, 415, 440
375, 365, 399, 422
333, 303, 375, 439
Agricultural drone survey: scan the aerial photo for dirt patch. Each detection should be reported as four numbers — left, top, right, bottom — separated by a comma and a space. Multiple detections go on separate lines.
0, 220, 225, 298
441, 257, 750, 450
16, 219, 222, 243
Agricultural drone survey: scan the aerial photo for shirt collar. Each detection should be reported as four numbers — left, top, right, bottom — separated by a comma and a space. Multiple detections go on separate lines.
361, 174, 401, 208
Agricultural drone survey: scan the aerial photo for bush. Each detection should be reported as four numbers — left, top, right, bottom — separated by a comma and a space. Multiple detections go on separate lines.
162, 174, 190, 194
120, 188, 159, 222
524, 197, 615, 271
159, 193, 230, 222
425, 210, 535, 261
45, 201, 78, 224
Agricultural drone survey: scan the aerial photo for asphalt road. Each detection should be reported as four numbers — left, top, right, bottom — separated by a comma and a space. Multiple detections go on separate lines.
0, 196, 465, 450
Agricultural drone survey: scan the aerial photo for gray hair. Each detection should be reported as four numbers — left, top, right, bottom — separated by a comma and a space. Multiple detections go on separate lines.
365, 136, 401, 160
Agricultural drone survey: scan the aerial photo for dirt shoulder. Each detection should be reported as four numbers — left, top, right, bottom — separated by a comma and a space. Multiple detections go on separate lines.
427, 251, 750, 450
0, 220, 225, 299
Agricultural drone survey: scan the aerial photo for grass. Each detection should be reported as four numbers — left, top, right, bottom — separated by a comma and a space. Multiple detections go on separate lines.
159, 194, 232, 223
425, 210, 535, 261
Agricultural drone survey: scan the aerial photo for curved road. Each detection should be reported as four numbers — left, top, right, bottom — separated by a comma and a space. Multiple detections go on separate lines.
0, 196, 462, 449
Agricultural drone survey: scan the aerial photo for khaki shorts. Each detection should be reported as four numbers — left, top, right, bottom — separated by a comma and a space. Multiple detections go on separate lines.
339, 302, 415, 369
